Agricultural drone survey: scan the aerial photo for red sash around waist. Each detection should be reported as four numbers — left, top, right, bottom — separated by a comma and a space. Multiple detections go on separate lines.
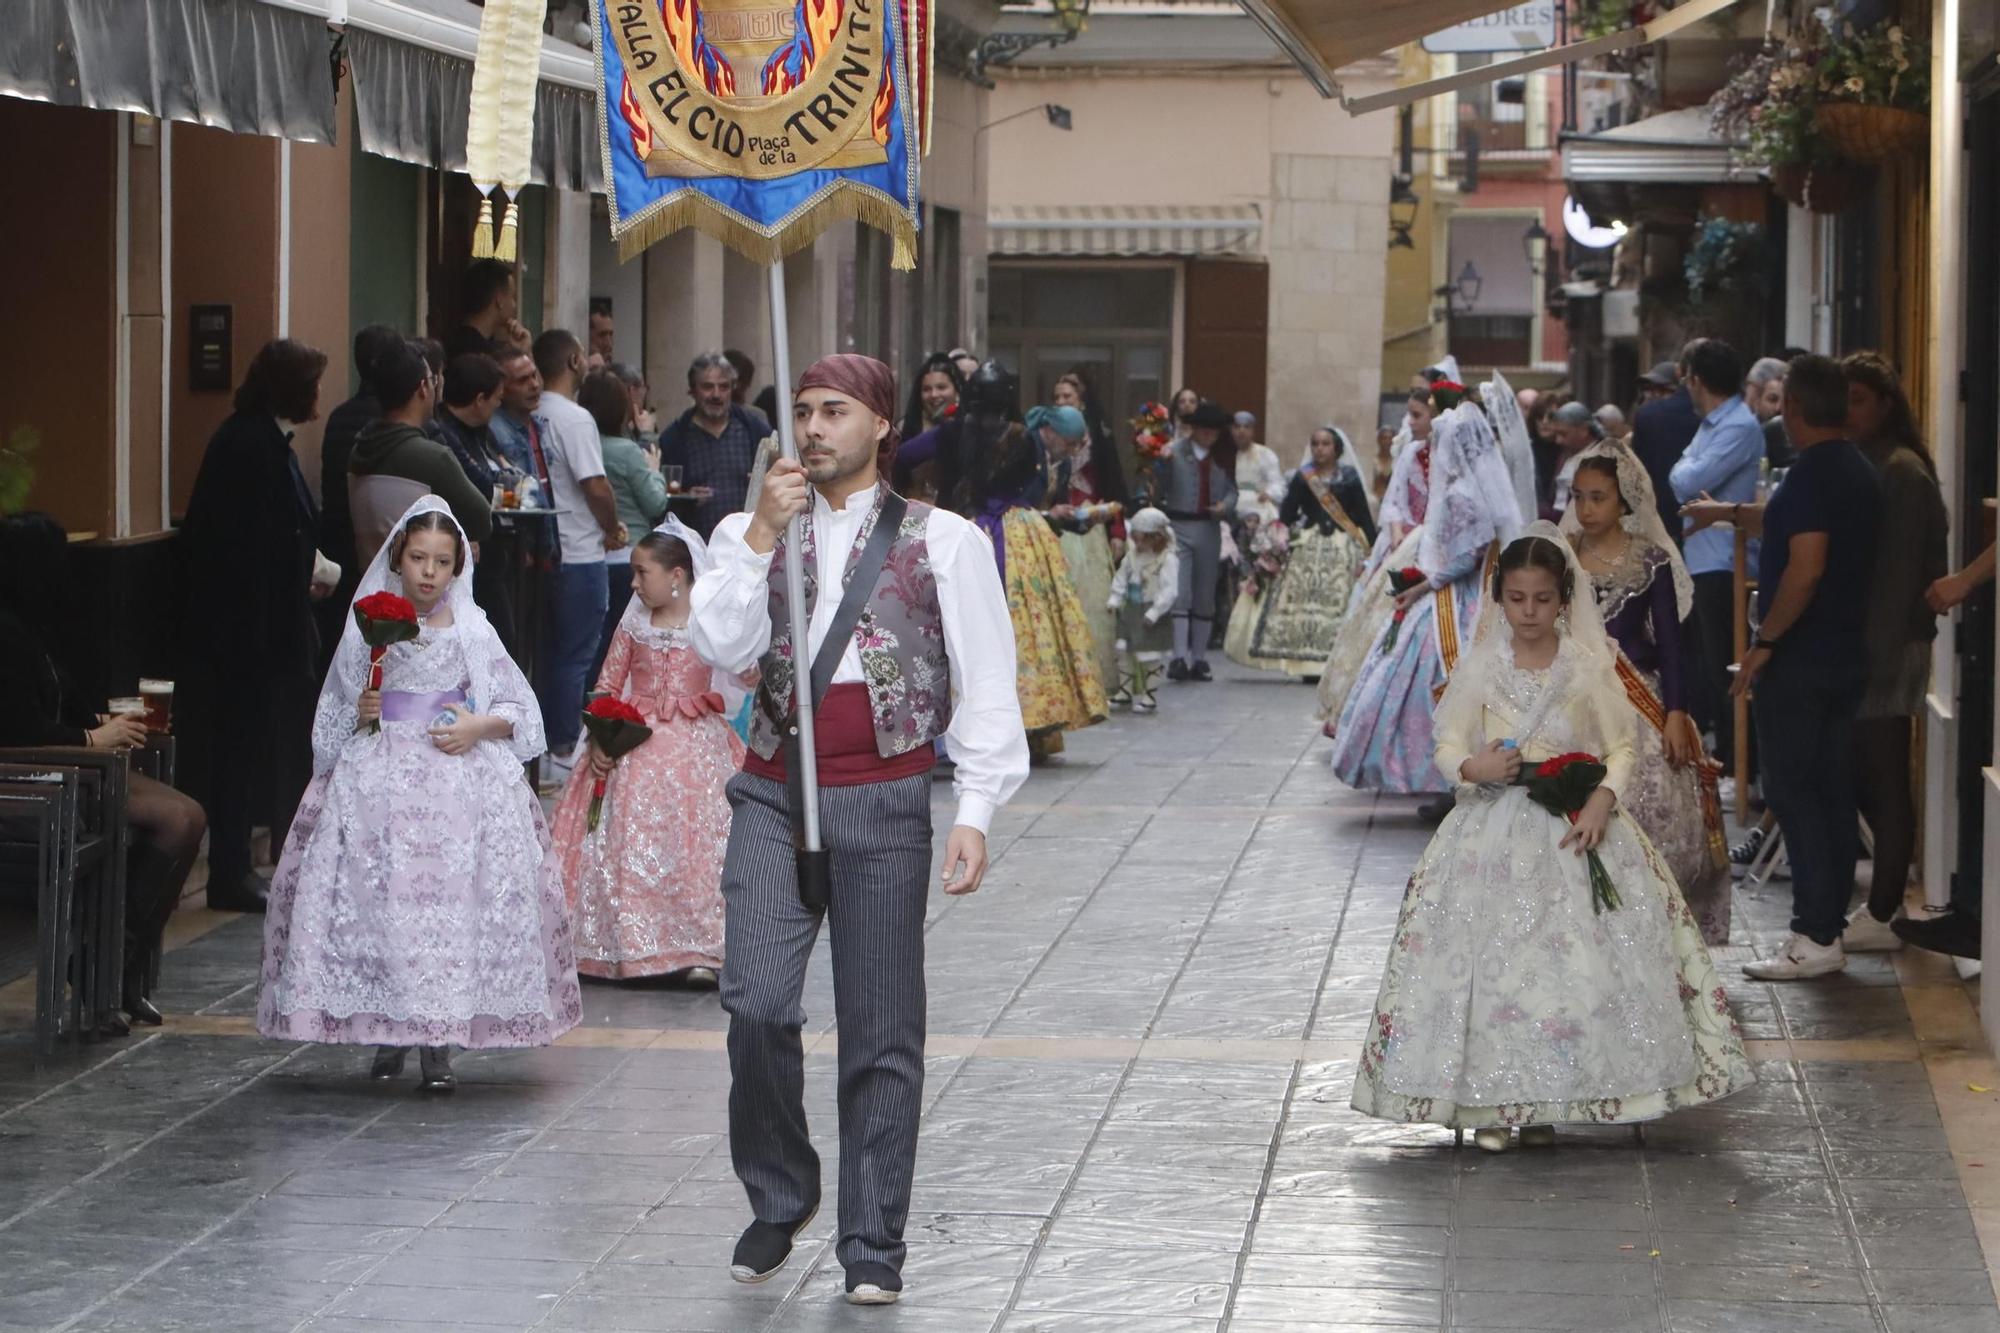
742, 684, 937, 787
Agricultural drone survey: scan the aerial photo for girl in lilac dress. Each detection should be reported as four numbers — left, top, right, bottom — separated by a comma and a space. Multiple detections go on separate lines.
259, 497, 581, 1091
1562, 443, 1731, 943
551, 518, 748, 982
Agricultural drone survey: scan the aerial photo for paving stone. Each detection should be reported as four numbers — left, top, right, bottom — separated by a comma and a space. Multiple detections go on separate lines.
0, 667, 1987, 1330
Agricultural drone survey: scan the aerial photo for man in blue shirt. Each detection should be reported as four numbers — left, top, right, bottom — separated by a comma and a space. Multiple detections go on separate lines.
1690, 356, 1881, 981
1669, 340, 1763, 773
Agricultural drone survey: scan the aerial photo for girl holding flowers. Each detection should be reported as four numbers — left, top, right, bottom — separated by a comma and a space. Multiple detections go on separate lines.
550, 519, 747, 984
1351, 527, 1751, 1151
258, 496, 581, 1092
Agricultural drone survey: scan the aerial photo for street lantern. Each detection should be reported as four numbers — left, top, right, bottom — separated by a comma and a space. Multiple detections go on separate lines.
1522, 218, 1552, 277
1454, 261, 1482, 310
1388, 176, 1419, 250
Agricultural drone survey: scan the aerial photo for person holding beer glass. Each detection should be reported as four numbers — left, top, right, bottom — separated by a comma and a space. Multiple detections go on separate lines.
0, 513, 207, 1031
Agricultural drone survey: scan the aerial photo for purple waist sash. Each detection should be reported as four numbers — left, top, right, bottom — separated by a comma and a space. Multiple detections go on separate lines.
380, 689, 468, 723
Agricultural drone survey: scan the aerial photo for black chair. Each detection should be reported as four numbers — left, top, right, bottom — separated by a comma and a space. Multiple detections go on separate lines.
0, 772, 79, 1059
0, 751, 128, 1045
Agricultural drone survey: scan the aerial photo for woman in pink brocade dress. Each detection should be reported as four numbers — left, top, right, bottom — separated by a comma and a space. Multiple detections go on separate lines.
258, 497, 581, 1093
551, 519, 747, 982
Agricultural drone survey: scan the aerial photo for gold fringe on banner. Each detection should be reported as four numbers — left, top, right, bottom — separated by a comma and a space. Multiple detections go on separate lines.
612, 186, 917, 271
495, 200, 520, 263
471, 197, 496, 259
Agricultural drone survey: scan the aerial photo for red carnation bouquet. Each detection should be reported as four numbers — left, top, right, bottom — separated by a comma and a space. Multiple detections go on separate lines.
1517, 751, 1621, 913
580, 694, 653, 831
1380, 567, 1428, 652
1129, 402, 1173, 460
352, 592, 421, 733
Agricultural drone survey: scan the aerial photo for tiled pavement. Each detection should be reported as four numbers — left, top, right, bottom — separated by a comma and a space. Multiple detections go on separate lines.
1, 665, 1996, 1332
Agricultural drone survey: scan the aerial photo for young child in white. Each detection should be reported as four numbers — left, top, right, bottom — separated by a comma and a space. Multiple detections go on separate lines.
259, 496, 582, 1091
1106, 507, 1180, 712
1351, 524, 1752, 1150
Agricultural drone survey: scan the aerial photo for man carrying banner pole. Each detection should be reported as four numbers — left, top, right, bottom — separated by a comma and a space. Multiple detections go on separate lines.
689, 348, 1026, 1302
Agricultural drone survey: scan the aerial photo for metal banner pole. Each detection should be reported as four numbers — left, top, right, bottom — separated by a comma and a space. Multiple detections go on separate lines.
767, 261, 823, 858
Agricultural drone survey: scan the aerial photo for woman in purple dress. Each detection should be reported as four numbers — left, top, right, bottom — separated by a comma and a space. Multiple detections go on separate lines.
1563, 443, 1730, 943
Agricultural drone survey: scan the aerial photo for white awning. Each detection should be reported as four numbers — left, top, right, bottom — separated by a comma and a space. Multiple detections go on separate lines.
1239, 0, 1748, 109
990, 204, 1263, 257
1561, 106, 1753, 184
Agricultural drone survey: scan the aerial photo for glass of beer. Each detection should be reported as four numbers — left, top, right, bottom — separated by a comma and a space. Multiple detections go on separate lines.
664, 464, 684, 494
138, 678, 174, 732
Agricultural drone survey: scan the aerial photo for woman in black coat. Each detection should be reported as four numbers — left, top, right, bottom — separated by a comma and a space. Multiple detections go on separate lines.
175, 339, 329, 912
0, 513, 207, 1027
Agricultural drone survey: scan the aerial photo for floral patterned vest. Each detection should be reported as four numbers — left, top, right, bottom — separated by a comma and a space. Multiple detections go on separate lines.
747, 490, 951, 761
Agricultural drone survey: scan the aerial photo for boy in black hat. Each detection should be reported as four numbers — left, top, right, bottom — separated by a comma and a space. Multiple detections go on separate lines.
1152, 400, 1238, 680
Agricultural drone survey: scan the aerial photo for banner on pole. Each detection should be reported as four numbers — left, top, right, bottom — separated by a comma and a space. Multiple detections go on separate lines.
591, 0, 930, 267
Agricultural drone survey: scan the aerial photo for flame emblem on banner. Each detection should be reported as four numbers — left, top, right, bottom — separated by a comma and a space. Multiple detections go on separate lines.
760, 0, 843, 95
663, 0, 740, 95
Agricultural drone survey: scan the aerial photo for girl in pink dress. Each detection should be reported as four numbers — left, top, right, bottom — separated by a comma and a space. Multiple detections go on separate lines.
551, 518, 747, 983
259, 497, 582, 1092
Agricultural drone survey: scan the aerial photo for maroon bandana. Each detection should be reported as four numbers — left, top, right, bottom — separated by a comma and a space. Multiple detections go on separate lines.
796, 353, 901, 469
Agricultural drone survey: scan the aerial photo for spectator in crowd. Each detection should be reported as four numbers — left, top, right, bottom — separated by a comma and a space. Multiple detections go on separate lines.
1371, 426, 1395, 504
534, 329, 626, 774
1670, 339, 1762, 772
446, 258, 529, 360
490, 345, 547, 484
432, 351, 524, 650
1838, 352, 1948, 951
1688, 355, 1881, 980
1746, 355, 1794, 469
1547, 402, 1602, 516
348, 339, 493, 546
949, 347, 981, 382
659, 350, 773, 538
318, 324, 402, 585
892, 351, 965, 501
1632, 353, 1702, 544
0, 512, 208, 1030
1594, 403, 1628, 442
1903, 540, 1996, 957
433, 353, 517, 501
314, 323, 404, 670
725, 349, 756, 406
1231, 411, 1287, 528
176, 339, 332, 912
753, 383, 779, 431
582, 368, 670, 681
609, 361, 658, 445
589, 297, 615, 363
1525, 393, 1562, 510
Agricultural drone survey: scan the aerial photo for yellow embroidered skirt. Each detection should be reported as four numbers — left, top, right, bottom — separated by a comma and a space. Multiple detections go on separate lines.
1002, 508, 1108, 735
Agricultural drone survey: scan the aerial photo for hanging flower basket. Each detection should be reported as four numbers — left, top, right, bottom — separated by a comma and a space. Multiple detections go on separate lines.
1814, 103, 1928, 164
1768, 161, 1871, 214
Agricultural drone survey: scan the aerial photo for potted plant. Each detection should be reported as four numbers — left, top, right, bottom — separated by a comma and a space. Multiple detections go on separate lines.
1812, 21, 1928, 163
1708, 37, 1854, 211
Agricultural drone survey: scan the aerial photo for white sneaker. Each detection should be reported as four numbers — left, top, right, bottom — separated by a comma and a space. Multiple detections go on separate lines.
1743, 933, 1847, 981
1840, 909, 1904, 953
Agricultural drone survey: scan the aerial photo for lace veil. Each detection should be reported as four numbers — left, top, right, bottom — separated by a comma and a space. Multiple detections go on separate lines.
315, 494, 544, 774
1556, 439, 1694, 621
1416, 401, 1524, 583
1481, 369, 1540, 526
618, 513, 752, 711
1432, 520, 1632, 760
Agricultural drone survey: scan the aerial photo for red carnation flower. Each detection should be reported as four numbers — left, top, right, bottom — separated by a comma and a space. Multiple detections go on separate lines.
352, 592, 421, 733
579, 693, 654, 831
1536, 751, 1600, 779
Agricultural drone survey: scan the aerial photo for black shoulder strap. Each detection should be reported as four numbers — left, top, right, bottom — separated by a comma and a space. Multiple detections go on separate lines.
804, 491, 909, 711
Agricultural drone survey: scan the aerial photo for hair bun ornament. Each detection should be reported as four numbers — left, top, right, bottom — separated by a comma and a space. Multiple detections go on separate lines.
1432, 380, 1469, 411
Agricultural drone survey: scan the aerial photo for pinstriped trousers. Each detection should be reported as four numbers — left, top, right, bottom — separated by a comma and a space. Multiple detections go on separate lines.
718, 770, 934, 1272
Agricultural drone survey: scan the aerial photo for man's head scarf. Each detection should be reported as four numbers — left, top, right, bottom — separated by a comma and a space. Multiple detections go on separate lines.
796, 354, 901, 470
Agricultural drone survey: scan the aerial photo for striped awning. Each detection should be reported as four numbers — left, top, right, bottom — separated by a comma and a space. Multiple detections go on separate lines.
990, 204, 1263, 257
